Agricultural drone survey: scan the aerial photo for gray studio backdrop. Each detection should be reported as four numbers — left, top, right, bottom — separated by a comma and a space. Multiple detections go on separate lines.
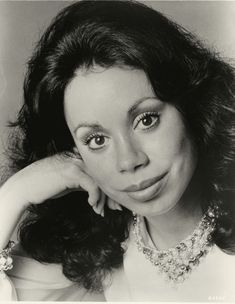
0, 1, 235, 166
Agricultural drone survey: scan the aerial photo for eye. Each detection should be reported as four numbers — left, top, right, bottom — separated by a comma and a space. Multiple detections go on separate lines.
83, 133, 108, 150
134, 112, 160, 130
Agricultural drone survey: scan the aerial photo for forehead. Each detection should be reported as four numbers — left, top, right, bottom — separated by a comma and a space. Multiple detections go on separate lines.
64, 66, 155, 127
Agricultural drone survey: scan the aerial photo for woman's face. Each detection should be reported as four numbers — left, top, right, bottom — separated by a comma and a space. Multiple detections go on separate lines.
64, 66, 197, 217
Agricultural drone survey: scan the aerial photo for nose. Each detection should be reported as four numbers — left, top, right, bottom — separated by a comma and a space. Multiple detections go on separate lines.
115, 137, 149, 173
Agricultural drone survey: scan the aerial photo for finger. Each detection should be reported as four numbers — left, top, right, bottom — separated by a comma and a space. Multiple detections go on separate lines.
107, 198, 123, 211
60, 150, 82, 161
92, 204, 101, 216
72, 147, 83, 160
58, 152, 100, 206
93, 190, 105, 217
69, 169, 100, 206
51, 188, 74, 199
106, 199, 117, 210
87, 185, 100, 207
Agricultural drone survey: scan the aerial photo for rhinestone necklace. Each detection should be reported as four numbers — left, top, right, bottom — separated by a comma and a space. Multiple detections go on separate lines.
133, 206, 218, 284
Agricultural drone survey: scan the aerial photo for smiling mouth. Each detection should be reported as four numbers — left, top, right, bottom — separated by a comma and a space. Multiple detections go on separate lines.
123, 172, 167, 192
123, 172, 168, 202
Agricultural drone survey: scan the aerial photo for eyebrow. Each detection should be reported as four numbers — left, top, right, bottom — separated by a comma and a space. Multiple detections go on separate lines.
127, 96, 158, 116
73, 96, 157, 134
74, 123, 105, 134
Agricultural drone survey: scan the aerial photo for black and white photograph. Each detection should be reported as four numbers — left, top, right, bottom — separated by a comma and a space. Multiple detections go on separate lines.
0, 0, 235, 302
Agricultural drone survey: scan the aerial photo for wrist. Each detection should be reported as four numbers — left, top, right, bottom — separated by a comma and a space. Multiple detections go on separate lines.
0, 176, 27, 250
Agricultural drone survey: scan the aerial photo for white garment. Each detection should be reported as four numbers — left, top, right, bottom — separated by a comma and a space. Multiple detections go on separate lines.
104, 220, 235, 301
1, 222, 235, 301
1, 250, 105, 301
0, 273, 17, 301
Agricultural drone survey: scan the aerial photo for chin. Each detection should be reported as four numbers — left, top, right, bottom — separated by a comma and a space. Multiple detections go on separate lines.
122, 192, 182, 218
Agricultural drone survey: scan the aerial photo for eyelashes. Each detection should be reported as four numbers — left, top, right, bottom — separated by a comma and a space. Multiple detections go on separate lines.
82, 133, 108, 150
133, 111, 160, 130
81, 111, 160, 151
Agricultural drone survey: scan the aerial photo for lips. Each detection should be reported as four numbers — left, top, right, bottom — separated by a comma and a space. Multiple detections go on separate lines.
123, 172, 167, 192
123, 172, 168, 202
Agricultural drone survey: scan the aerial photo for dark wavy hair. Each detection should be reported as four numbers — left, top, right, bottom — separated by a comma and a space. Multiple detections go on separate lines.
5, 0, 235, 291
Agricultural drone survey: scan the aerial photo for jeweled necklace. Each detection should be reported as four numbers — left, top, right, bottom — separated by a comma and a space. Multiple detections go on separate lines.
133, 206, 218, 284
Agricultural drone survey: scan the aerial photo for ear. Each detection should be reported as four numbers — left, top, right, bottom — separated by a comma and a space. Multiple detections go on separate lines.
72, 146, 83, 160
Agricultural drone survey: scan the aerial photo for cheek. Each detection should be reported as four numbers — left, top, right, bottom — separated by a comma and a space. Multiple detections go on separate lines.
145, 124, 190, 165
166, 132, 198, 186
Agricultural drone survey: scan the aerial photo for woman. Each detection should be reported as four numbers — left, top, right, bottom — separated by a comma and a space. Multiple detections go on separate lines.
0, 0, 235, 301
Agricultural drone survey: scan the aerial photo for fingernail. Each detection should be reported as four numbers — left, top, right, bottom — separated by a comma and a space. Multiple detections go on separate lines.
88, 198, 96, 206
93, 209, 100, 215
116, 204, 123, 211
92, 204, 98, 213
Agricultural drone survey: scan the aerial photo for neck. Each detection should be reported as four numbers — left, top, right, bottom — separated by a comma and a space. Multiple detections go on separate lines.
145, 191, 203, 251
